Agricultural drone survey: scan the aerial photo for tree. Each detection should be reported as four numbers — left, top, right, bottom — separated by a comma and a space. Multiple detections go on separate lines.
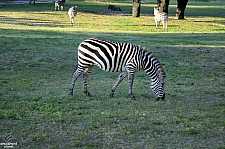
132, 0, 170, 18
176, 0, 188, 19
132, 0, 141, 17
157, 0, 170, 14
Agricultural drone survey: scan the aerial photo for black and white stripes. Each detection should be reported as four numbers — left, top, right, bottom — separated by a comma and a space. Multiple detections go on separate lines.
68, 6, 77, 25
69, 38, 166, 100
154, 7, 168, 29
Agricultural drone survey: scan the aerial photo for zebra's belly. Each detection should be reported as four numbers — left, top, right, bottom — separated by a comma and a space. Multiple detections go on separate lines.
95, 63, 126, 72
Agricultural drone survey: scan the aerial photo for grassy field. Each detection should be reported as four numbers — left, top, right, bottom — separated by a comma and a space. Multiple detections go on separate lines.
0, 0, 225, 148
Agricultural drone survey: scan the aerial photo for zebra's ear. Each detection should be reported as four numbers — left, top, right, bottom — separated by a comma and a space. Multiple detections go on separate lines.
158, 68, 166, 78
157, 68, 161, 76
142, 46, 147, 50
157, 68, 163, 77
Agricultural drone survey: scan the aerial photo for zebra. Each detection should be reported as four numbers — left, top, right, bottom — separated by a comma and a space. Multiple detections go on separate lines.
69, 38, 166, 100
54, 0, 66, 11
154, 7, 168, 29
68, 6, 77, 26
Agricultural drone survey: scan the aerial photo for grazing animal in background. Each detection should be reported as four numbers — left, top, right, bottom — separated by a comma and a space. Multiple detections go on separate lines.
54, 0, 65, 11
29, 0, 35, 5
69, 38, 166, 100
108, 5, 121, 11
154, 7, 168, 29
68, 6, 77, 25
0, 5, 6, 8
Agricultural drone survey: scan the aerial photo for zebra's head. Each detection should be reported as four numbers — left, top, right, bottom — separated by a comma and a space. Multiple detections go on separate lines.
154, 7, 160, 15
150, 68, 166, 100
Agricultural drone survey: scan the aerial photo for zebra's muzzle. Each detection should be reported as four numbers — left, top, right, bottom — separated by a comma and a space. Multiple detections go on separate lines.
156, 93, 165, 101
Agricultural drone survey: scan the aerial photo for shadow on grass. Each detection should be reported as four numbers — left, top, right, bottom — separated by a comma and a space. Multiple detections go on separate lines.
1, 1, 225, 18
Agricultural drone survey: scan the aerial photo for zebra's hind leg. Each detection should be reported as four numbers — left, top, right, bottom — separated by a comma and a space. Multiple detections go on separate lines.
165, 21, 168, 30
162, 21, 164, 29
110, 72, 127, 98
83, 66, 93, 97
127, 73, 136, 100
69, 66, 83, 96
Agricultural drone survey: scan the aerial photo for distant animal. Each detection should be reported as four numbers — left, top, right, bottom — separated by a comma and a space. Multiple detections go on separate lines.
0, 5, 6, 8
108, 5, 121, 11
69, 38, 166, 100
68, 6, 77, 25
154, 7, 168, 29
29, 0, 35, 5
54, 0, 65, 11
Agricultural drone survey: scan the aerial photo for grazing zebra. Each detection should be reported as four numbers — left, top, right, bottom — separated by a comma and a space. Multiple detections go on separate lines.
69, 38, 166, 100
154, 7, 168, 29
68, 6, 77, 25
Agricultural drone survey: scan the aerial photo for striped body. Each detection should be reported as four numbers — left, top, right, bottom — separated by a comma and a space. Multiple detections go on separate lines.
78, 39, 143, 72
69, 38, 166, 100
154, 7, 168, 29
68, 6, 77, 25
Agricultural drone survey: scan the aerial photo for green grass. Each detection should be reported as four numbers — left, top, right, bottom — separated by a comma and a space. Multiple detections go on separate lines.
0, 0, 225, 148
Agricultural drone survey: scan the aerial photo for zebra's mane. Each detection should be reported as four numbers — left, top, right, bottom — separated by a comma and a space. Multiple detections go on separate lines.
142, 49, 166, 78
93, 38, 138, 47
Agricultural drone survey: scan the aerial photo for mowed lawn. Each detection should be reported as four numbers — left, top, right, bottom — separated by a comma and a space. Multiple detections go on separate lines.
0, 0, 225, 148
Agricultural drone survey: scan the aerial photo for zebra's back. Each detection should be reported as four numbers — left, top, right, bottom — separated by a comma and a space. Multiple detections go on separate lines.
78, 38, 143, 72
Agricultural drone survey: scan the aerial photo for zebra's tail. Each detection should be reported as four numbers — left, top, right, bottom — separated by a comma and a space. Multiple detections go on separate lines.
70, 65, 78, 78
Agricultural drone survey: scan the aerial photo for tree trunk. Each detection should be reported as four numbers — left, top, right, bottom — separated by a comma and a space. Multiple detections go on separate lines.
157, 0, 170, 13
176, 0, 188, 19
132, 0, 141, 17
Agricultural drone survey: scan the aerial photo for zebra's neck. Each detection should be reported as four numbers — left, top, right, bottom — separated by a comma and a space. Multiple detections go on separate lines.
141, 50, 166, 78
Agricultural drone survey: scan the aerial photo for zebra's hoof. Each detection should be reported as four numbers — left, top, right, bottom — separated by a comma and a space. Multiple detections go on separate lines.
87, 93, 93, 97
110, 94, 114, 98
68, 92, 73, 96
85, 91, 93, 97
156, 93, 165, 101
130, 95, 136, 100
162, 93, 165, 100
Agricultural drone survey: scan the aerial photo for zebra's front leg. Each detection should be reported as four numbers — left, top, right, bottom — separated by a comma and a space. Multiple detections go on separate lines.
71, 18, 74, 26
110, 72, 127, 98
128, 73, 136, 100
156, 21, 160, 28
